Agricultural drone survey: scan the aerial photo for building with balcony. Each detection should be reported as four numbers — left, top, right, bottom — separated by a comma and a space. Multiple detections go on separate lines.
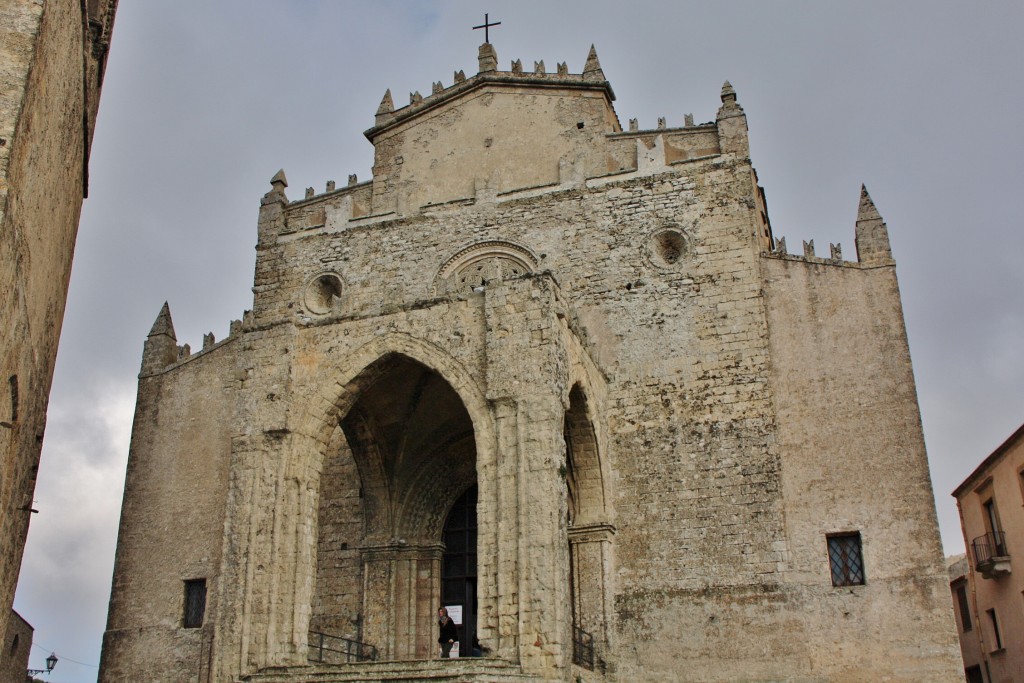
953, 421, 1024, 683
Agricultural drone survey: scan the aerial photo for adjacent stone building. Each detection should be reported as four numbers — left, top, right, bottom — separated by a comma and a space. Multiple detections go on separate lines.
1, 610, 32, 683
952, 422, 1024, 683
0, 0, 117, 658
100, 42, 962, 682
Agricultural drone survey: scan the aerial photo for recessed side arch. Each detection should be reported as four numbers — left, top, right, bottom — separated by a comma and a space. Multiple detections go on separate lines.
564, 384, 606, 526
562, 375, 615, 667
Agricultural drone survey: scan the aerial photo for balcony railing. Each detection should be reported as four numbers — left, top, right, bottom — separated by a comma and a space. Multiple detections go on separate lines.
572, 624, 594, 671
972, 531, 1011, 579
308, 630, 377, 664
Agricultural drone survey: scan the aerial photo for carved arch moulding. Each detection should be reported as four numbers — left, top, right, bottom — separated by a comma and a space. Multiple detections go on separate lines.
433, 239, 539, 296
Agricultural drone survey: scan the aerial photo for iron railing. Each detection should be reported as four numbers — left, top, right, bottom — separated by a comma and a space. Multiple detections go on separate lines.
308, 630, 377, 664
572, 624, 594, 670
972, 530, 1009, 568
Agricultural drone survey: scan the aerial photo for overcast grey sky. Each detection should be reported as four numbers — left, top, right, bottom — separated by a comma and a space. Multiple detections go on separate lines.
13, 1, 1024, 680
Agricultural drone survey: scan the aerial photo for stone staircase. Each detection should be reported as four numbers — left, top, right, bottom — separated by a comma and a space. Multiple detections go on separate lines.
239, 658, 544, 683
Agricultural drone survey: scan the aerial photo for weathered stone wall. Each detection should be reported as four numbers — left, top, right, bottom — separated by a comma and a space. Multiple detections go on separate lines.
1, 610, 32, 683
99, 342, 236, 683
310, 436, 362, 637
100, 46, 960, 683
370, 86, 616, 213
0, 0, 116, 647
762, 255, 962, 680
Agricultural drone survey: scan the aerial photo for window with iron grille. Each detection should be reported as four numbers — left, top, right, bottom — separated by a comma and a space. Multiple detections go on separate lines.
183, 579, 206, 628
827, 533, 865, 587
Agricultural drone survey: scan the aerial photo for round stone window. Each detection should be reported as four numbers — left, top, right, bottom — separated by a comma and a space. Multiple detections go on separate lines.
648, 227, 690, 268
303, 273, 344, 315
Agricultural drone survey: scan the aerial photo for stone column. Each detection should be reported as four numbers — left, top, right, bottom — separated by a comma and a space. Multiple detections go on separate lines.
568, 523, 616, 657
482, 274, 574, 676
361, 543, 444, 660
514, 395, 571, 675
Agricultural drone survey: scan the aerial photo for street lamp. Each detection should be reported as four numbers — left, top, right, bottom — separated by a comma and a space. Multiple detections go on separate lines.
27, 652, 58, 676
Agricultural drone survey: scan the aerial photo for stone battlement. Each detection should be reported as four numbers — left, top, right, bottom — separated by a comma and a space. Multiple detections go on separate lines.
273, 44, 748, 222
763, 185, 894, 268
367, 43, 617, 139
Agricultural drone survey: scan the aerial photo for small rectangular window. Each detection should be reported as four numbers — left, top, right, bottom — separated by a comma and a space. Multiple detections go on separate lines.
8, 375, 17, 422
955, 582, 972, 631
827, 532, 865, 587
987, 608, 1003, 651
183, 579, 207, 628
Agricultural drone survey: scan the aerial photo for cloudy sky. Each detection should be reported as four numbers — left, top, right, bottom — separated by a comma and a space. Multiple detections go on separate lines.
13, 1, 1024, 680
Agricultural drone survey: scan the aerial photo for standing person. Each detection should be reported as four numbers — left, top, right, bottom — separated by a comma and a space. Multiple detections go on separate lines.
438, 607, 458, 658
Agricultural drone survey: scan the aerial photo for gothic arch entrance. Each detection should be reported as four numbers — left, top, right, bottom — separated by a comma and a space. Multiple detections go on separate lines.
441, 485, 478, 656
311, 354, 478, 661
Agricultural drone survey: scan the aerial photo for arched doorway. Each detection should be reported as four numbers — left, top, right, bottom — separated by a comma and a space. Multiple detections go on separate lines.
311, 354, 478, 661
441, 485, 478, 656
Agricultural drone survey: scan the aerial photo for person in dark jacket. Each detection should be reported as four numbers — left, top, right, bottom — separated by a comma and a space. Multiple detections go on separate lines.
437, 607, 458, 658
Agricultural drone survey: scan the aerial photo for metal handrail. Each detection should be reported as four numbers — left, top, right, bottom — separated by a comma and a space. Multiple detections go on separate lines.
972, 530, 1009, 568
308, 630, 377, 664
572, 624, 594, 670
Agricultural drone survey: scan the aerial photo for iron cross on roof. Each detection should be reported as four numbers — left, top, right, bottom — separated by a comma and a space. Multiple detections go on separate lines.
472, 13, 501, 43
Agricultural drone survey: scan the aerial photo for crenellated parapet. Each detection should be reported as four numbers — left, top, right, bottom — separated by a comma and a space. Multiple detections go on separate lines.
255, 43, 757, 241
366, 43, 618, 138
139, 301, 254, 376
764, 185, 895, 268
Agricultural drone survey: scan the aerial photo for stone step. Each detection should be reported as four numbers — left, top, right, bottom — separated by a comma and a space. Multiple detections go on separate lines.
239, 657, 544, 683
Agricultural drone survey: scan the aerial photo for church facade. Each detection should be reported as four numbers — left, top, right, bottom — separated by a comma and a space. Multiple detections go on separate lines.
99, 42, 961, 682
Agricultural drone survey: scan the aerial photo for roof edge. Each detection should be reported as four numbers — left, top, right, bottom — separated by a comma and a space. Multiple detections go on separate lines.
952, 420, 1024, 497
364, 72, 616, 141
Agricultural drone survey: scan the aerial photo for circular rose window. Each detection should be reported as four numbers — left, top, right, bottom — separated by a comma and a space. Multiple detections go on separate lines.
303, 273, 344, 315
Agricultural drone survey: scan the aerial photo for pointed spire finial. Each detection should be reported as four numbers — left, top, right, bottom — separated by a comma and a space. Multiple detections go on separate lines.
148, 301, 176, 340
376, 89, 394, 116
854, 184, 892, 264
583, 44, 605, 81
262, 169, 289, 207
721, 80, 737, 103
858, 184, 881, 221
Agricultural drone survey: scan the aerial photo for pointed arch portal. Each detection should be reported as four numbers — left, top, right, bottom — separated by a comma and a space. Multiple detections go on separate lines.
311, 354, 479, 660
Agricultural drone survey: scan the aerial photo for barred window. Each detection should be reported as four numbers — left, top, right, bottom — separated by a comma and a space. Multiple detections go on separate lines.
183, 579, 207, 628
827, 533, 865, 587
